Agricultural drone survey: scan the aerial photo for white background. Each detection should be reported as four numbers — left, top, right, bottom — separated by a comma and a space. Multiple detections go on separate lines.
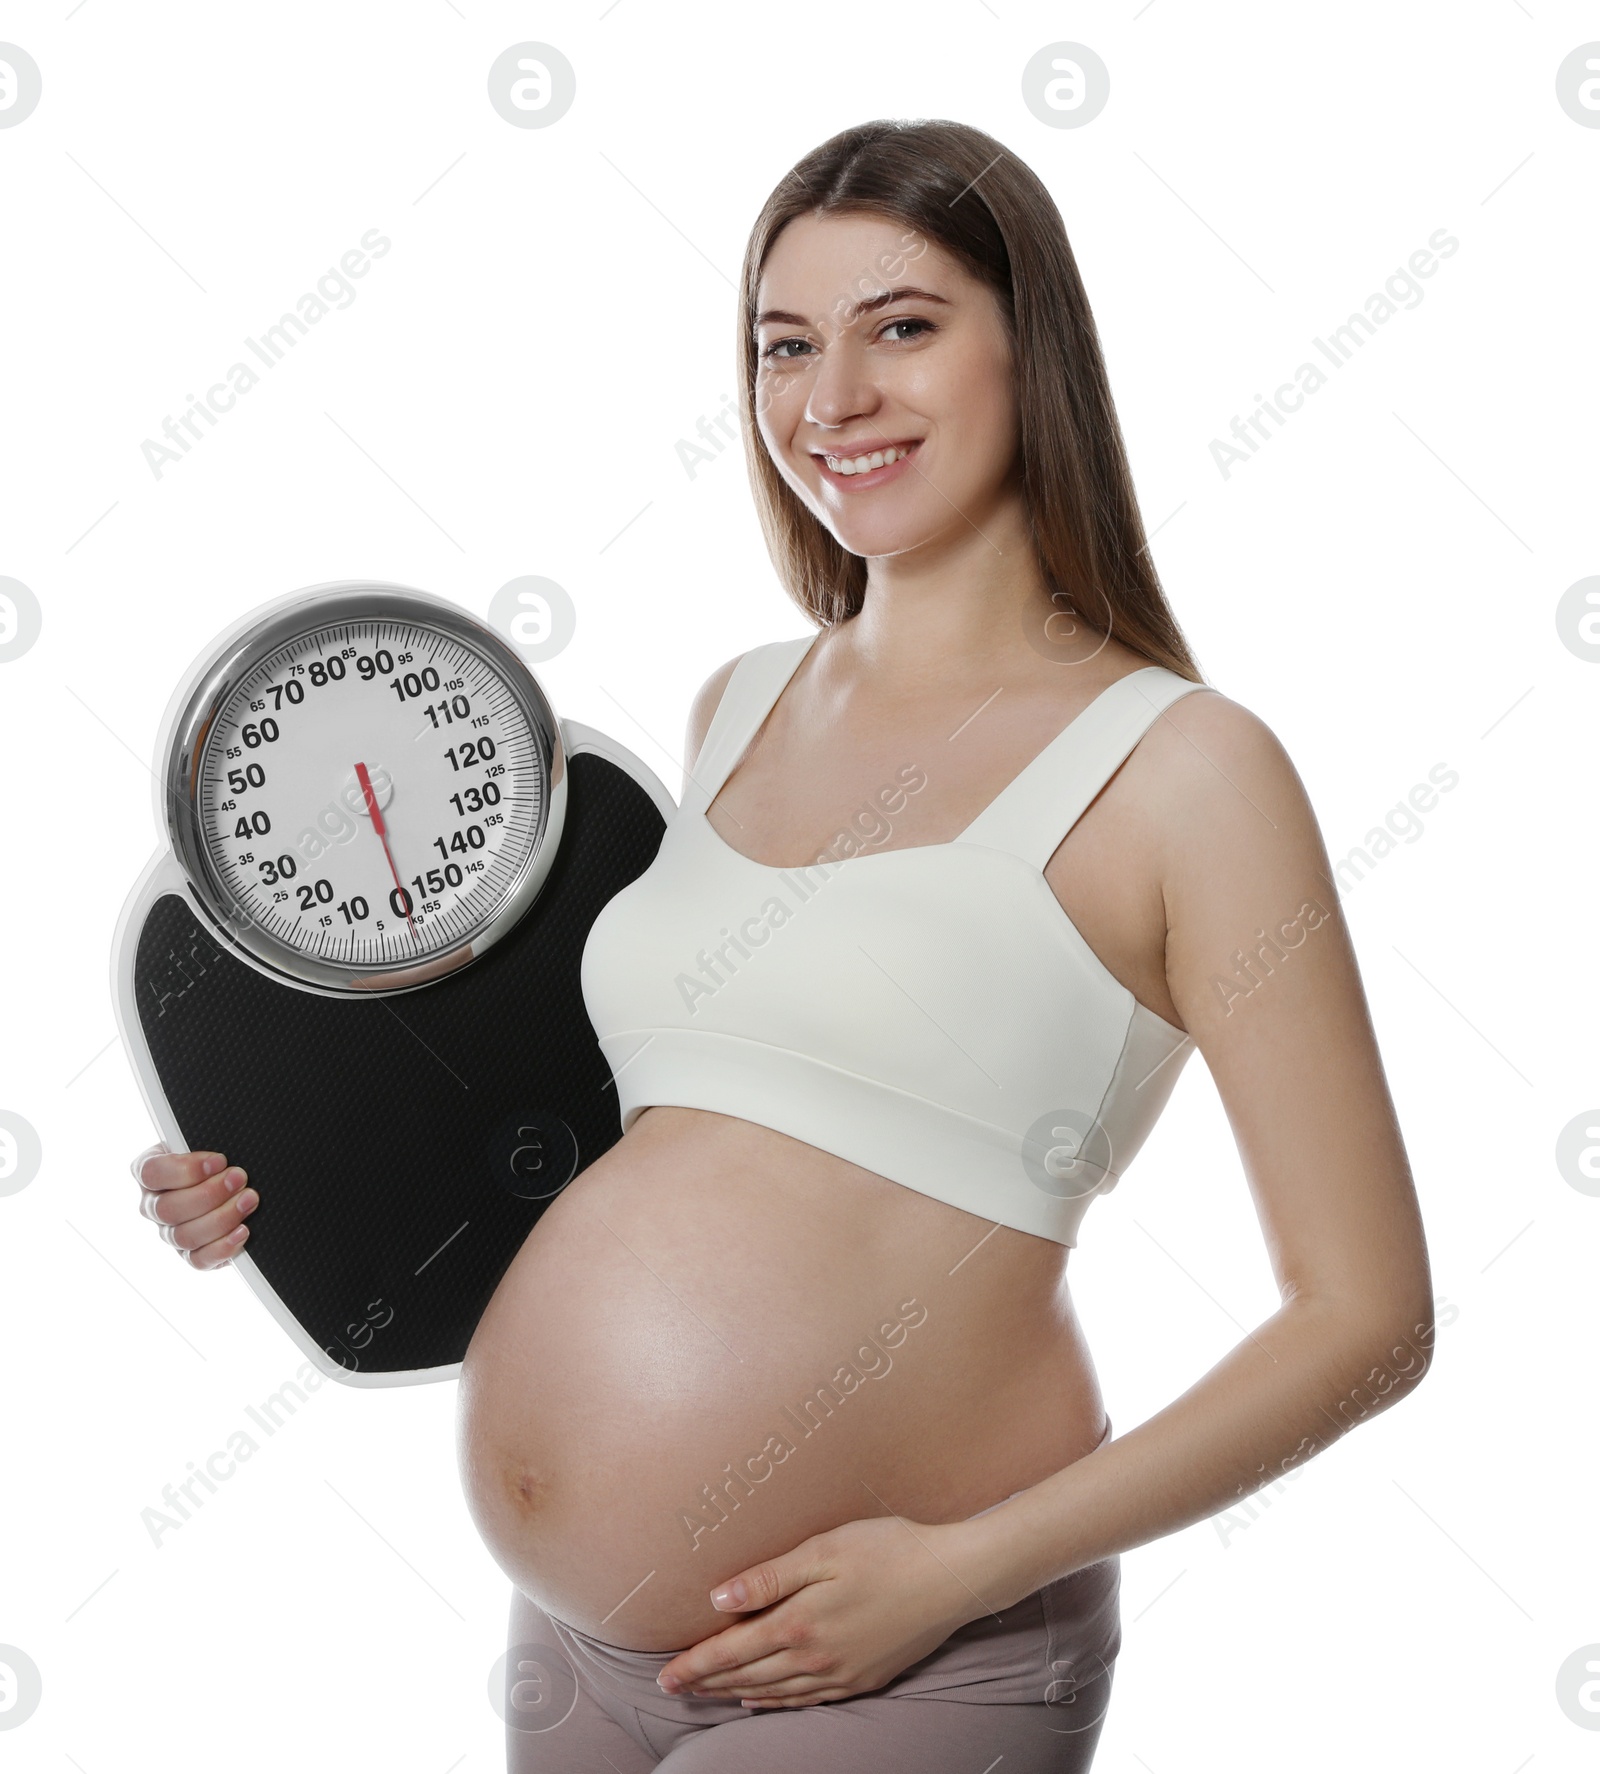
1, 3, 1596, 1769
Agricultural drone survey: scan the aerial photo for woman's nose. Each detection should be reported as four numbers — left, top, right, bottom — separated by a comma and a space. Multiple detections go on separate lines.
804, 339, 881, 428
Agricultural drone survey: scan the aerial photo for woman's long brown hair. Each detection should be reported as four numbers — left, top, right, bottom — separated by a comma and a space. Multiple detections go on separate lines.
736, 117, 1204, 682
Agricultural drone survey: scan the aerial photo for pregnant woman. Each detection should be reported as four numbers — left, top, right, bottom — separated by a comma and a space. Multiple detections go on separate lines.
132, 119, 1433, 1770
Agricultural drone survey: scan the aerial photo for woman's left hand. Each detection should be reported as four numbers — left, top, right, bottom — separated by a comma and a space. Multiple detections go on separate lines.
656, 1513, 989, 1708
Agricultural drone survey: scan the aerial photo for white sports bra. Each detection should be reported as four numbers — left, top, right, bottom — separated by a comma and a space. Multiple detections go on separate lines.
580, 632, 1214, 1246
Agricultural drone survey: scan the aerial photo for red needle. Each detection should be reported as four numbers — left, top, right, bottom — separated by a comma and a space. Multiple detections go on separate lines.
355, 761, 418, 942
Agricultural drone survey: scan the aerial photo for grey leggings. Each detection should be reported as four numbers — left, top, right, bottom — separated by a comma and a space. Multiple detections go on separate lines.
501, 1550, 1120, 1770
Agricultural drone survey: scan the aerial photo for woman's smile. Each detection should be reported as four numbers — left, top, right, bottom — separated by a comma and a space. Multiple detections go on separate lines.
812, 436, 923, 489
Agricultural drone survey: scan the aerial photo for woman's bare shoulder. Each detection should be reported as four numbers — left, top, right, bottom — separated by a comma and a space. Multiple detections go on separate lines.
682, 630, 824, 785
683, 651, 750, 790
1132, 679, 1312, 840
1122, 681, 1328, 904
1130, 682, 1348, 1023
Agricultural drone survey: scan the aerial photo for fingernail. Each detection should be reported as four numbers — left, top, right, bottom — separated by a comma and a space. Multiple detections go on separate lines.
710, 1580, 745, 1609
226, 1168, 248, 1192
237, 1190, 258, 1214
229, 1226, 248, 1244
201, 1155, 226, 1176
657, 1674, 681, 1693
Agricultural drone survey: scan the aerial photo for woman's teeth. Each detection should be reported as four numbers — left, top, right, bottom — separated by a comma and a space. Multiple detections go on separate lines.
822, 442, 917, 475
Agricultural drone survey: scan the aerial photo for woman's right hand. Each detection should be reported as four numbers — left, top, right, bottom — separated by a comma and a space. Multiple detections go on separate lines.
132, 1143, 259, 1269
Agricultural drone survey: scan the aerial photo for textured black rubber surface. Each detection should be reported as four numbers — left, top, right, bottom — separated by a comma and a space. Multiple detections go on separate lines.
133, 750, 664, 1378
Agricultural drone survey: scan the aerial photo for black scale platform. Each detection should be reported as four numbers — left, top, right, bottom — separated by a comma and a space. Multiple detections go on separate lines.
132, 749, 665, 1379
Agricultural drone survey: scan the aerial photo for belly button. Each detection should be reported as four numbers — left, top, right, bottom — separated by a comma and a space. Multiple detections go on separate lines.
518, 1470, 557, 1512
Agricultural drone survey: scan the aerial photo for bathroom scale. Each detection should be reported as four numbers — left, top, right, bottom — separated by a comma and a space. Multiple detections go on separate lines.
110, 581, 674, 1388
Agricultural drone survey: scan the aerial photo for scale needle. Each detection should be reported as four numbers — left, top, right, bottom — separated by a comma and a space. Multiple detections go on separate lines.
354, 760, 419, 943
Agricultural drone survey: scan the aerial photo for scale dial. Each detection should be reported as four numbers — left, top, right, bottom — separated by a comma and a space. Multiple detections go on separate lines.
165, 586, 565, 995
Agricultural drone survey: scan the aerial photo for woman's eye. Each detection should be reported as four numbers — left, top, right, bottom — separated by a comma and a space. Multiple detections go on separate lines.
759, 318, 933, 362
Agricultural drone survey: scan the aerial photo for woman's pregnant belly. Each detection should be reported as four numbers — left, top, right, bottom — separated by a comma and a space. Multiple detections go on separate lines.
457, 1105, 1107, 1651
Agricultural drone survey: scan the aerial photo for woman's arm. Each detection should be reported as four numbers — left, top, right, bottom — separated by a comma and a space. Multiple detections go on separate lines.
952, 687, 1435, 1612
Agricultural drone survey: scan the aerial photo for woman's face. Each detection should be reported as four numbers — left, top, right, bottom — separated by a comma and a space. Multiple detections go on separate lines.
753, 211, 1020, 564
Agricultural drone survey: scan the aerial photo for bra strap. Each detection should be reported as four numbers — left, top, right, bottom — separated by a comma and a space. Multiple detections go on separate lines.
679, 634, 817, 816
956, 666, 1214, 870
